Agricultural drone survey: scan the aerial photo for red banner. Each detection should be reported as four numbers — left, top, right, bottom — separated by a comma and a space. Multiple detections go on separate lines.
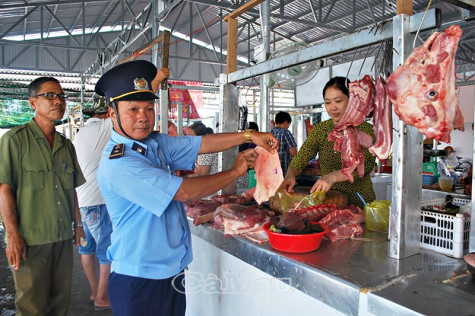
166, 80, 202, 119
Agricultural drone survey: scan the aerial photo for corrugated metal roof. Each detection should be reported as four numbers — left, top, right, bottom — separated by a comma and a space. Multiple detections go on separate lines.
0, 0, 472, 84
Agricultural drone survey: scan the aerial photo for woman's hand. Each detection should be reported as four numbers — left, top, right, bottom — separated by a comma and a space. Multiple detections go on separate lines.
280, 167, 298, 192
310, 174, 335, 193
250, 132, 279, 153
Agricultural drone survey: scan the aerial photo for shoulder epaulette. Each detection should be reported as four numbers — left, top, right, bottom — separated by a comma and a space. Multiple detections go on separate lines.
109, 143, 125, 159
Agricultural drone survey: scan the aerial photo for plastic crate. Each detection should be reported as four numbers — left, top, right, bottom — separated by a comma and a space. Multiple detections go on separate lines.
420, 198, 471, 258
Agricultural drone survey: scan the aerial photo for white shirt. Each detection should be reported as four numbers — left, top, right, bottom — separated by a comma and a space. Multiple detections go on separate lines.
74, 118, 113, 207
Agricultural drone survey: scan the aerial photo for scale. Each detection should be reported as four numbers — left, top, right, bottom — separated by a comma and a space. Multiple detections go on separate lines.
422, 149, 448, 178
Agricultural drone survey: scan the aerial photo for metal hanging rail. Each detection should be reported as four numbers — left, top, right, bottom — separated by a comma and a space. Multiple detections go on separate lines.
224, 9, 440, 84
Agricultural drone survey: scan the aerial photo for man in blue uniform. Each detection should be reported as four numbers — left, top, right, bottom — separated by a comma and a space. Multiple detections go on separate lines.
95, 60, 278, 316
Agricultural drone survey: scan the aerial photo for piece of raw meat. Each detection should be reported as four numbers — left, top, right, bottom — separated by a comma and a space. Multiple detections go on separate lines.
291, 204, 338, 222
333, 75, 375, 130
184, 199, 223, 226
328, 76, 375, 182
386, 25, 463, 143
212, 204, 274, 243
240, 187, 256, 201
319, 209, 363, 241
184, 199, 222, 218
338, 205, 365, 223
369, 76, 393, 160
242, 229, 269, 244
329, 126, 372, 182
211, 194, 248, 204
253, 146, 284, 204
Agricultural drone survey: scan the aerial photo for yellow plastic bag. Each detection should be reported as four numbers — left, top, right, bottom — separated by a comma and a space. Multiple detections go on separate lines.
270, 189, 325, 214
364, 200, 390, 232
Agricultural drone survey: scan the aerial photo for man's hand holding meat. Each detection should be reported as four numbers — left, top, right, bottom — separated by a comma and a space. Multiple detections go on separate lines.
176, 133, 276, 201
199, 131, 278, 155
232, 149, 258, 177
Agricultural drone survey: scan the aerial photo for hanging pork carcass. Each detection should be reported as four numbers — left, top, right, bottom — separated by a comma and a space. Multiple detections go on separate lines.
386, 25, 464, 143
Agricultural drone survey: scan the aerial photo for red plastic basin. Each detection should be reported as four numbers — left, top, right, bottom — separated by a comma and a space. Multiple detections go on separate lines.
263, 222, 328, 253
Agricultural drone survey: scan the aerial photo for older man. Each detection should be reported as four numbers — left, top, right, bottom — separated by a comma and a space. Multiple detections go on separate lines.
0, 77, 85, 315
95, 60, 278, 316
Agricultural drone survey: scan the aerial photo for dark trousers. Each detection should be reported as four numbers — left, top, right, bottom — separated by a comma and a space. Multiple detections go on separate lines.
11, 239, 73, 316
108, 271, 186, 316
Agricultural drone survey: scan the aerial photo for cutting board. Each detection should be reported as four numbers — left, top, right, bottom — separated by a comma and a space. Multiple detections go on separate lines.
269, 188, 348, 213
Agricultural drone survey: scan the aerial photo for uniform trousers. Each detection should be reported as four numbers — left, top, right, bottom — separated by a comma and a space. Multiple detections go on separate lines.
109, 271, 186, 316
11, 239, 73, 316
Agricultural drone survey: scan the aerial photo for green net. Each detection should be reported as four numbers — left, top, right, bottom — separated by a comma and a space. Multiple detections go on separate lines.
0, 97, 84, 129
0, 97, 34, 128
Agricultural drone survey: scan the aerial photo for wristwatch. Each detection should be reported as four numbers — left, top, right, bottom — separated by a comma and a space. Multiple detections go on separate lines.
244, 129, 253, 143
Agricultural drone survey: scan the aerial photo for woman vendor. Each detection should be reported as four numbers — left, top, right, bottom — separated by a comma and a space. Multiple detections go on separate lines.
281, 76, 376, 208
186, 122, 219, 176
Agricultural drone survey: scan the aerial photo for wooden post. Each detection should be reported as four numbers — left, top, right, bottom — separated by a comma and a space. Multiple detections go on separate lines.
396, 0, 413, 15
226, 18, 238, 73
161, 30, 170, 90
223, 0, 267, 74
118, 33, 165, 64
223, 0, 267, 20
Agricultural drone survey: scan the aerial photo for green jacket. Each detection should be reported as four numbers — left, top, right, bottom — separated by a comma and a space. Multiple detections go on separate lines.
0, 119, 86, 245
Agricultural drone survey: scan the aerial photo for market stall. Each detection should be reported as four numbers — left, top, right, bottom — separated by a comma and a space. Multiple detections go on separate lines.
184, 4, 475, 315
186, 217, 474, 316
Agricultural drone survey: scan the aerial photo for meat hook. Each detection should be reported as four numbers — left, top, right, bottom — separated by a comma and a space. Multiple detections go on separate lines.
370, 43, 384, 75
345, 48, 359, 85
358, 45, 372, 79
413, 0, 433, 48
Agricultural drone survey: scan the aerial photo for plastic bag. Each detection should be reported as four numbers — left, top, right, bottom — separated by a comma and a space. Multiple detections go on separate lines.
364, 200, 390, 232
270, 189, 325, 214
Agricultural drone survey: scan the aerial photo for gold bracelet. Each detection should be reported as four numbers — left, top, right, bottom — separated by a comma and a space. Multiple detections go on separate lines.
244, 129, 253, 143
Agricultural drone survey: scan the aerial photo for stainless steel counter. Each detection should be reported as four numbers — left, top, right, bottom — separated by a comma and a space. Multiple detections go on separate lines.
189, 219, 475, 315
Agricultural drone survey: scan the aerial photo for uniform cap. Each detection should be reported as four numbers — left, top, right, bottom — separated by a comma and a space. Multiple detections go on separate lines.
95, 60, 158, 103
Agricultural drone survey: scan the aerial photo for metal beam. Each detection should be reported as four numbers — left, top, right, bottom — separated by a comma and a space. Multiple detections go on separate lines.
44, 5, 81, 46
227, 9, 440, 83
0, 6, 38, 39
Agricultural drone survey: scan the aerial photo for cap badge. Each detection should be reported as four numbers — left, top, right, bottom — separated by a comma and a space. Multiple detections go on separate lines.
132, 142, 147, 156
134, 77, 149, 91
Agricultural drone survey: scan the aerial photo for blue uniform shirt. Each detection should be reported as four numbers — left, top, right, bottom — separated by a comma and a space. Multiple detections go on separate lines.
97, 129, 201, 279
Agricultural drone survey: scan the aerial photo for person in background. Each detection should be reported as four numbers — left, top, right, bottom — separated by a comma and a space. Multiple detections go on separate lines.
281, 76, 376, 208
239, 121, 259, 152
0, 77, 86, 315
443, 146, 459, 169
94, 60, 278, 316
464, 165, 472, 196
271, 111, 298, 176
238, 122, 260, 189
168, 120, 178, 136
186, 122, 218, 176
73, 96, 113, 311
